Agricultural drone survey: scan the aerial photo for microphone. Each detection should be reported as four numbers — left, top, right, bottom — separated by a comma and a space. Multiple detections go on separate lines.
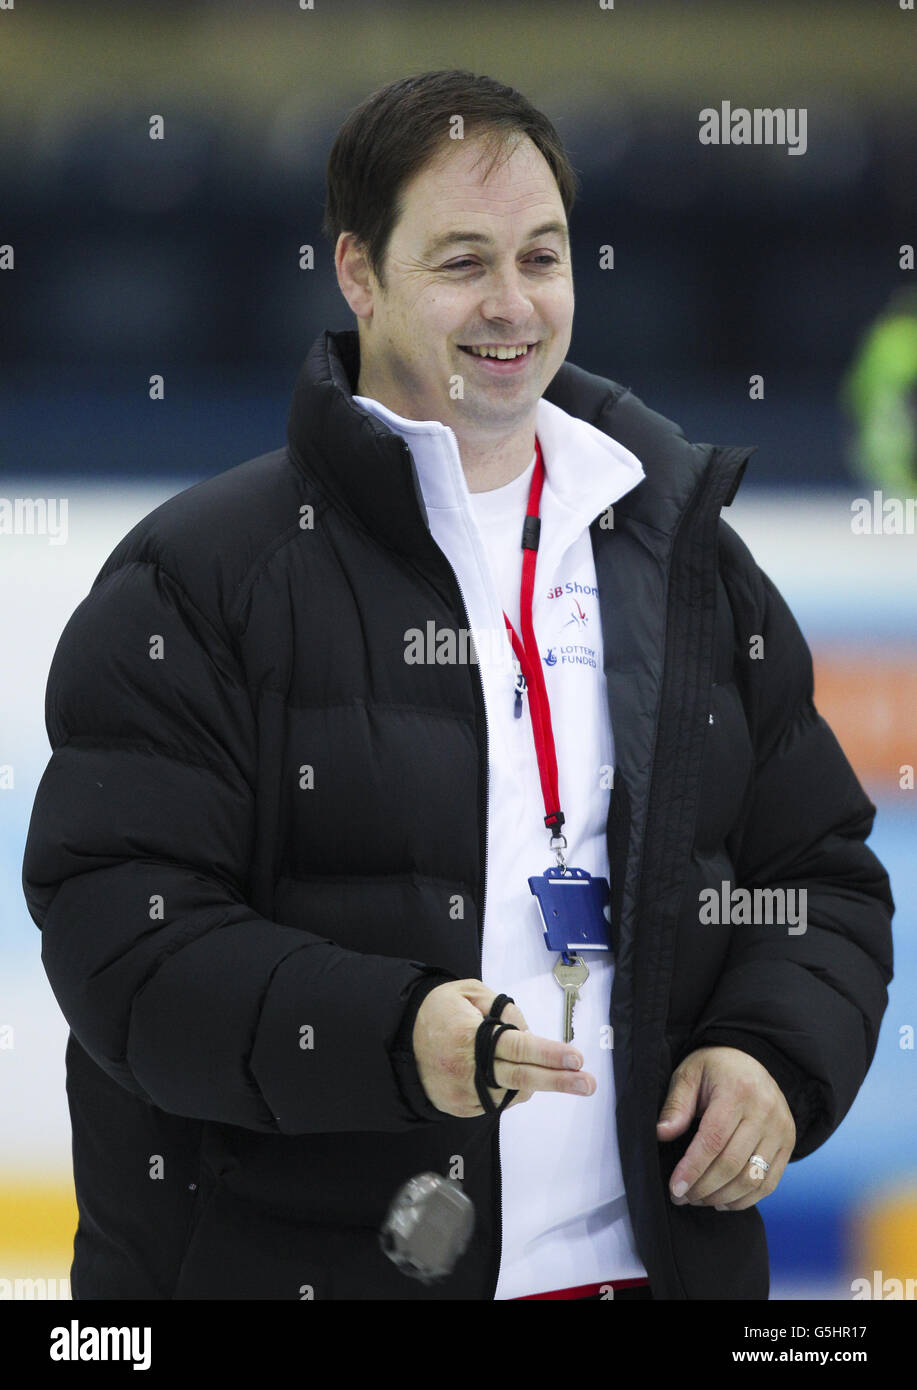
379, 1172, 475, 1284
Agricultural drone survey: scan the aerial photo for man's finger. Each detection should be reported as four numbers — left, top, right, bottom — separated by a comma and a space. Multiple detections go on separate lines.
713, 1146, 789, 1211
657, 1061, 702, 1139
669, 1102, 743, 1199
673, 1117, 760, 1202
496, 999, 529, 1034
489, 1027, 596, 1097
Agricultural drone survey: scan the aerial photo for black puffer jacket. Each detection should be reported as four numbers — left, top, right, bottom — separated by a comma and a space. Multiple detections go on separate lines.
21, 330, 894, 1299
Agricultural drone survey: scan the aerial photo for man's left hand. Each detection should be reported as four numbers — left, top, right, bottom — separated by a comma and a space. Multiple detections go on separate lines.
656, 1046, 796, 1210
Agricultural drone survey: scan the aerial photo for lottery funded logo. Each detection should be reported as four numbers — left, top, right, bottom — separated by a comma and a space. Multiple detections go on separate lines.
543, 644, 597, 670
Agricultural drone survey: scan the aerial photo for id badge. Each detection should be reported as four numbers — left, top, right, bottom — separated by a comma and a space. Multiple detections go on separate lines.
527, 866, 612, 954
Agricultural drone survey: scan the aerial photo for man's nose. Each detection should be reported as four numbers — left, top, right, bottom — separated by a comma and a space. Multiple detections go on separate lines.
477, 273, 535, 324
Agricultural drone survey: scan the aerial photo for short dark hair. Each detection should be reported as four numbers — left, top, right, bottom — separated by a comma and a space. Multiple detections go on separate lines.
322, 69, 580, 289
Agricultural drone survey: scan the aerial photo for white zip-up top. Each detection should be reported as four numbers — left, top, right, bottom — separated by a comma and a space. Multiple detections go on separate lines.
354, 389, 648, 1298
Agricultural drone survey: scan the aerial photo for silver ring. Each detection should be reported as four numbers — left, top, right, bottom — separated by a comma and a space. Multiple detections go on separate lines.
748, 1153, 770, 1180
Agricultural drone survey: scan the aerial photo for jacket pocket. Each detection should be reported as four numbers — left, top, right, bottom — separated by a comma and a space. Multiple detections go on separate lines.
172, 1178, 332, 1300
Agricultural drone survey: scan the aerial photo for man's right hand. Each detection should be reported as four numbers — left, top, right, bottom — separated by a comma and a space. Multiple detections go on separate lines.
412, 978, 597, 1117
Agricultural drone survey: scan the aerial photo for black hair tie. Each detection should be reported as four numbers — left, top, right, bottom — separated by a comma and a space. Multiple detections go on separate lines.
474, 994, 519, 1115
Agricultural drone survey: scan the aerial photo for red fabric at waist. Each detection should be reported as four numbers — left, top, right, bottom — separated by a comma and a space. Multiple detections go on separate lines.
511, 1276, 650, 1301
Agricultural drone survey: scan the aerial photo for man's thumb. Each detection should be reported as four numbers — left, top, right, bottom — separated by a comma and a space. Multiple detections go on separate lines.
656, 1065, 700, 1139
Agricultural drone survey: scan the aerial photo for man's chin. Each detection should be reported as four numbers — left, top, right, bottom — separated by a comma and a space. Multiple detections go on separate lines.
449, 398, 541, 433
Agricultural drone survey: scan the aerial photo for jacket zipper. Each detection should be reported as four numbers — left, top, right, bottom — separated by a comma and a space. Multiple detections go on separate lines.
449, 570, 500, 1300
443, 569, 500, 1299
398, 440, 501, 1299
479, 650, 499, 1302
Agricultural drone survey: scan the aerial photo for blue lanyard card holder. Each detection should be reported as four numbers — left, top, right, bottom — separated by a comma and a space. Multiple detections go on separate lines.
527, 866, 612, 955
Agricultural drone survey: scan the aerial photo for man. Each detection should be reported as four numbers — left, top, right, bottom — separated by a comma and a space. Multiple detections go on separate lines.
22, 70, 893, 1301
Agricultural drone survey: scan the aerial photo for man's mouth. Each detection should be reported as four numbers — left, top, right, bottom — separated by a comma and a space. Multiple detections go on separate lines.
458, 342, 537, 360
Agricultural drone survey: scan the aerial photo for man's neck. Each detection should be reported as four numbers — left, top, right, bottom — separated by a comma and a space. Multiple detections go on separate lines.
461, 435, 538, 493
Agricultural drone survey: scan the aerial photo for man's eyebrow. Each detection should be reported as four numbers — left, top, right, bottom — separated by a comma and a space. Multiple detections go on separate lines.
421, 220, 569, 258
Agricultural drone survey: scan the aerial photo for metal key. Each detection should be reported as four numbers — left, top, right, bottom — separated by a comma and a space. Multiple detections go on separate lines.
553, 954, 589, 1043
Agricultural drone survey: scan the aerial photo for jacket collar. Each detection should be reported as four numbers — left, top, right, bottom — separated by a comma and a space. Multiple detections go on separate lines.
349, 388, 647, 556
287, 329, 753, 559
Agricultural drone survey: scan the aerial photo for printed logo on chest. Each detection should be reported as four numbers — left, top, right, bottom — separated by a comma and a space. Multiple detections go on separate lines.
544, 579, 599, 669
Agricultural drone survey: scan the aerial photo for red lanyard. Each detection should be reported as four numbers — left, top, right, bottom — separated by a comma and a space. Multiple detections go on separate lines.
502, 437, 566, 849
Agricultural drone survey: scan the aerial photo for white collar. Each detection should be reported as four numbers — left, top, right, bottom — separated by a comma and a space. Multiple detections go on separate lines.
352, 393, 646, 528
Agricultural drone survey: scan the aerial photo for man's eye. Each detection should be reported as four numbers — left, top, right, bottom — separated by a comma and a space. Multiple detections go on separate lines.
444, 256, 558, 271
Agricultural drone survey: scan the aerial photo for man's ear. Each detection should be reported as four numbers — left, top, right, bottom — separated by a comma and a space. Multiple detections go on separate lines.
336, 232, 375, 321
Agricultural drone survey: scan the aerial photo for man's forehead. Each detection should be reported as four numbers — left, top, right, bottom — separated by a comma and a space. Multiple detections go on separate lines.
403, 136, 567, 251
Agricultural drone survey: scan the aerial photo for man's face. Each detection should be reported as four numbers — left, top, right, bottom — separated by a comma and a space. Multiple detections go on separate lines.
347, 133, 574, 434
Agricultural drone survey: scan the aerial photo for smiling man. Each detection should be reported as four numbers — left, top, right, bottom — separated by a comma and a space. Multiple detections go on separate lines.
23, 70, 893, 1302
339, 131, 573, 492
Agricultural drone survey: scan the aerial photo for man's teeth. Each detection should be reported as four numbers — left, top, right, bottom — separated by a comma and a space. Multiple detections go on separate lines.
465, 344, 531, 359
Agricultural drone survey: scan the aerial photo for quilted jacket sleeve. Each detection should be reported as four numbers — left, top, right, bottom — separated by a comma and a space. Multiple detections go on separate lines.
676, 521, 894, 1159
21, 552, 455, 1136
